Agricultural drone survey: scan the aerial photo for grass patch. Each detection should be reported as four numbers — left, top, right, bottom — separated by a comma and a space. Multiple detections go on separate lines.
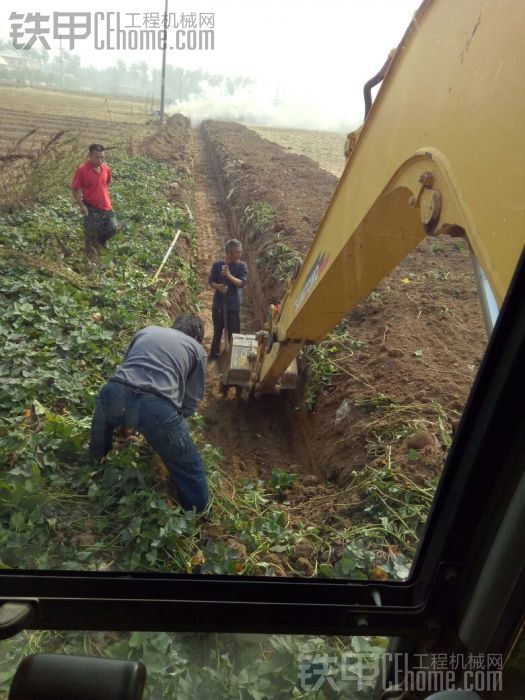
0, 132, 84, 211
431, 266, 450, 281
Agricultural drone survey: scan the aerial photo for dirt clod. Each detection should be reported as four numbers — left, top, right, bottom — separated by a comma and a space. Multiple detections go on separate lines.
226, 538, 247, 559
295, 557, 315, 576
291, 542, 316, 561
406, 432, 436, 450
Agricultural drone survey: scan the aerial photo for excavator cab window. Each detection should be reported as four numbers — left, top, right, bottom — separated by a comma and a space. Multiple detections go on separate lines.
1, 1, 524, 697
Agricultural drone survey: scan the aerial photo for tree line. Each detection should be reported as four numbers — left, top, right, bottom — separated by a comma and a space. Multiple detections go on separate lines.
0, 41, 251, 105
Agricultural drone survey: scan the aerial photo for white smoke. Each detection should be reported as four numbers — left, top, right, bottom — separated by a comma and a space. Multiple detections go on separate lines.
167, 78, 362, 133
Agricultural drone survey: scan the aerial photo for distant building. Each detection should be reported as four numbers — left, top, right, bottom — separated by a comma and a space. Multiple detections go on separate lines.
0, 48, 42, 71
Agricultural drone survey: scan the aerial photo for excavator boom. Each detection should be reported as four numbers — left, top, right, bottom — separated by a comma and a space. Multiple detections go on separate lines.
224, 0, 525, 394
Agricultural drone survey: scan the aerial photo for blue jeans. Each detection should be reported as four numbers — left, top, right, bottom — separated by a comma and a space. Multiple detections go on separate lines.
89, 382, 208, 512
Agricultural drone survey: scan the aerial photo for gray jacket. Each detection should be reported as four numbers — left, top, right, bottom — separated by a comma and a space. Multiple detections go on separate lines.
110, 326, 207, 417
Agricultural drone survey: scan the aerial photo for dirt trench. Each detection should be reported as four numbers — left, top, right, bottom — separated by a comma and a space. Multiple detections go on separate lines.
195, 120, 486, 491
153, 115, 485, 512
190, 129, 309, 483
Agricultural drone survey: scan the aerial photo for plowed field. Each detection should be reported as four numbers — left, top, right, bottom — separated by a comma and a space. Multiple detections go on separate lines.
0, 86, 149, 157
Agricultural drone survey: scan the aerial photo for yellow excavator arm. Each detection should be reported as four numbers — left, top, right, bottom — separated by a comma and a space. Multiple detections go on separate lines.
225, 0, 525, 395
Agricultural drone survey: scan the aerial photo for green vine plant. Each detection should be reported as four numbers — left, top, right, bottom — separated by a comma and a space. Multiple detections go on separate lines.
242, 201, 277, 242
256, 234, 302, 284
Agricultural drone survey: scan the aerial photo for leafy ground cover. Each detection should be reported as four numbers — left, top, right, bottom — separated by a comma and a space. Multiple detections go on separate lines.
0, 143, 389, 699
0, 151, 423, 579
0, 137, 411, 697
0, 150, 201, 572
1, 628, 388, 699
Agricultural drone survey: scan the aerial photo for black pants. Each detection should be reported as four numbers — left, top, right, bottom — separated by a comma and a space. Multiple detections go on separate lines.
84, 206, 118, 258
210, 305, 240, 356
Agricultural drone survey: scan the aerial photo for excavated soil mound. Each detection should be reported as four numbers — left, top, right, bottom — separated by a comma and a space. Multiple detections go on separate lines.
298, 237, 486, 485
202, 120, 486, 486
141, 115, 193, 313
201, 120, 338, 323
140, 114, 192, 208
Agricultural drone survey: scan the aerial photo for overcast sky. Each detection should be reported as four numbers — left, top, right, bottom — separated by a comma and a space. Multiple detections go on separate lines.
1, 1, 422, 130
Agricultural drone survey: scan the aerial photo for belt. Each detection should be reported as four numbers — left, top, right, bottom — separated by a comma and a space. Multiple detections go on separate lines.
108, 378, 176, 406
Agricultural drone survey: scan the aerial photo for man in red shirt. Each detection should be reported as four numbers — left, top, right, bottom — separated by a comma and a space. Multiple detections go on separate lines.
71, 143, 118, 261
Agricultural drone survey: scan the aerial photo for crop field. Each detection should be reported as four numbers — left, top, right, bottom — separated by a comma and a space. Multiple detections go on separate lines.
0, 87, 496, 697
0, 86, 150, 157
0, 99, 387, 698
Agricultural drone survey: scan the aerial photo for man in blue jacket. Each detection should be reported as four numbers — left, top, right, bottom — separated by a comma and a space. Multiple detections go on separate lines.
208, 239, 248, 359
89, 314, 208, 512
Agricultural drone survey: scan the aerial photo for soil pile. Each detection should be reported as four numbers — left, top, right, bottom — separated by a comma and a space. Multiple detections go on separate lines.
141, 114, 192, 207
201, 120, 337, 323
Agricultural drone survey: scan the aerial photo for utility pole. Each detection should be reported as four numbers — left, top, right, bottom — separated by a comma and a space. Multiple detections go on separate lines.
159, 0, 169, 123
59, 38, 64, 88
